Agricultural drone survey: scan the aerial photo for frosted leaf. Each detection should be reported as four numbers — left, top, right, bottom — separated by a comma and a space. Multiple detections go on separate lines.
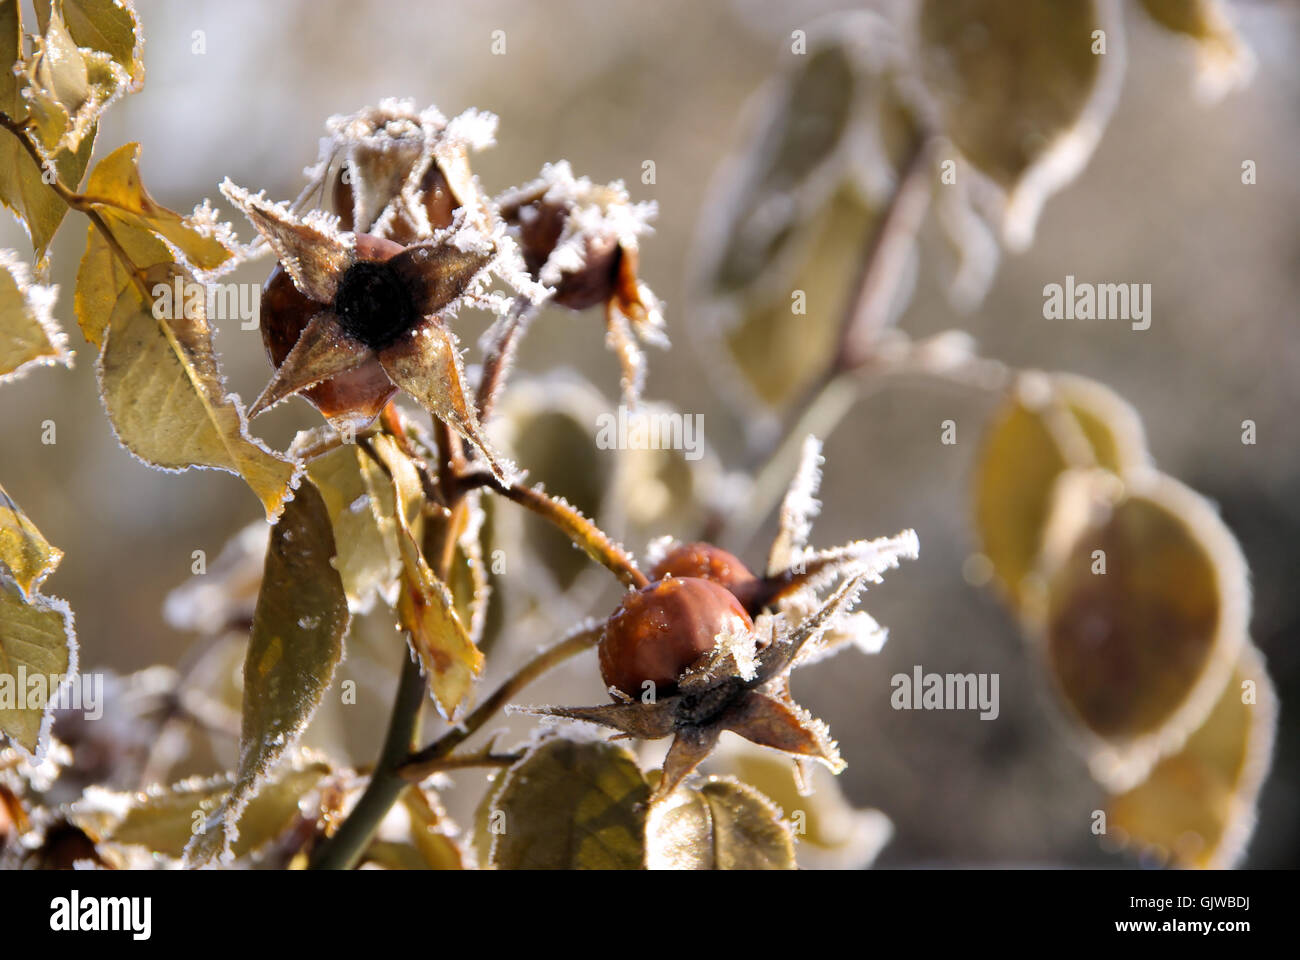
768, 435, 823, 574
0, 249, 71, 385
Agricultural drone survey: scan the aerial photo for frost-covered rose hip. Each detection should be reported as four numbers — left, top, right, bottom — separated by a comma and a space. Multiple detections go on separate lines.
259, 232, 405, 427
598, 576, 754, 698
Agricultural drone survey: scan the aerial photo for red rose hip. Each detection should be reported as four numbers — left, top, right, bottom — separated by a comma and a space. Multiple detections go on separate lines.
598, 576, 754, 699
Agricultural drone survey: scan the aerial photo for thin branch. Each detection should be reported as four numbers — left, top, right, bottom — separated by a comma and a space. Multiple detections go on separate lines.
460, 471, 648, 590
399, 623, 603, 782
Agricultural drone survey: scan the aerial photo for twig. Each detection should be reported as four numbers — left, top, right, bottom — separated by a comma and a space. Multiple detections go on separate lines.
399, 623, 602, 781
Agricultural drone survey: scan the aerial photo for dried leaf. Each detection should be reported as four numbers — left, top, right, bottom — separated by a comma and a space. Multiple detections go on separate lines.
84, 144, 234, 270
478, 736, 648, 870
184, 482, 348, 865
0, 484, 63, 600
77, 755, 330, 861
1107, 645, 1275, 868
376, 433, 483, 718
400, 786, 466, 869
645, 775, 796, 870
918, 0, 1124, 247
378, 320, 515, 483
1035, 470, 1250, 790
97, 263, 300, 521
0, 248, 70, 383
0, 577, 75, 758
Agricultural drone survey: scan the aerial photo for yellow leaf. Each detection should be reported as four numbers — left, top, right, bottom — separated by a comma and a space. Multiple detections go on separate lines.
1137, 0, 1252, 102
0, 484, 62, 600
97, 263, 300, 521
0, 577, 75, 757
1108, 644, 1275, 868
0, 248, 71, 382
0, 122, 97, 261
1035, 469, 1250, 791
21, 5, 126, 155
306, 443, 401, 611
59, 0, 144, 88
972, 372, 1147, 609
74, 213, 172, 346
84, 143, 233, 270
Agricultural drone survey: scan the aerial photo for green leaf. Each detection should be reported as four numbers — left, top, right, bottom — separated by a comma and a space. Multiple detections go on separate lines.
646, 774, 797, 869
918, 0, 1122, 247
97, 262, 301, 521
478, 736, 649, 869
0, 577, 75, 757
184, 482, 349, 865
75, 754, 331, 861
0, 248, 71, 383
0, 483, 63, 600
83, 143, 234, 270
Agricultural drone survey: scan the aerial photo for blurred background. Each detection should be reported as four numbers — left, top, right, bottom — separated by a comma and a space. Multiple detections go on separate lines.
1, 0, 1296, 867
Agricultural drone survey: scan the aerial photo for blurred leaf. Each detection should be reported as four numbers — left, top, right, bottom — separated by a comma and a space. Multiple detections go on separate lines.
1038, 470, 1250, 790
918, 0, 1122, 247
724, 185, 875, 410
83, 143, 234, 270
184, 482, 348, 865
1137, 0, 1251, 102
0, 484, 62, 600
0, 577, 74, 756
717, 746, 893, 869
77, 756, 330, 861
478, 737, 648, 869
646, 775, 796, 870
97, 262, 300, 521
448, 491, 489, 646
400, 786, 466, 869
1107, 645, 1275, 868
973, 373, 1147, 608
0, 249, 70, 382
74, 213, 172, 346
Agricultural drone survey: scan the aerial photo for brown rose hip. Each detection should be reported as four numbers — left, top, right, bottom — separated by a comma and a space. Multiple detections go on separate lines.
598, 576, 754, 699
650, 541, 768, 613
259, 232, 404, 426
